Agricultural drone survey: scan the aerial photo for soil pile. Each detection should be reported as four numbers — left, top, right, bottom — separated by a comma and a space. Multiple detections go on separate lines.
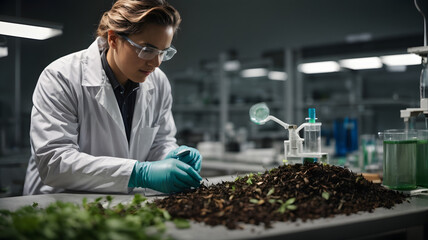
155, 163, 407, 229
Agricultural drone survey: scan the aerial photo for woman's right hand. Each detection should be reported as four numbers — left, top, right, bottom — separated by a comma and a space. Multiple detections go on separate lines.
128, 158, 202, 193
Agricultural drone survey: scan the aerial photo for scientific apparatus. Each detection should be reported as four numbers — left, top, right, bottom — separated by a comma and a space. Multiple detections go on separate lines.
400, 0, 428, 129
249, 102, 328, 163
379, 129, 418, 190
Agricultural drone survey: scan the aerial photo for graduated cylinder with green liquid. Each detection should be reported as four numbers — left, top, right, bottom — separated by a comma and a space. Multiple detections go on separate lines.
381, 129, 418, 190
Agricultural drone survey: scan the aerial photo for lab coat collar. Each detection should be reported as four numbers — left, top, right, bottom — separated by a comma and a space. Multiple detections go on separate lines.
82, 37, 156, 147
81, 37, 106, 87
81, 37, 156, 92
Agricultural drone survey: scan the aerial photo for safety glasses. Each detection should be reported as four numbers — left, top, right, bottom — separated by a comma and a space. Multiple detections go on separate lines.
118, 33, 177, 62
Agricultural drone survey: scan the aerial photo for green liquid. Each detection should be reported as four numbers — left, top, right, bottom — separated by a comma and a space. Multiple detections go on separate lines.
383, 140, 417, 190
417, 140, 428, 187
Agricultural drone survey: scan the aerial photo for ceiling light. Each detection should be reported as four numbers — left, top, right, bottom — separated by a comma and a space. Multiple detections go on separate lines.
339, 57, 382, 70
298, 61, 340, 74
223, 60, 240, 71
381, 54, 421, 66
268, 71, 287, 81
241, 68, 268, 78
0, 46, 7, 58
345, 32, 372, 43
0, 20, 62, 40
386, 65, 407, 72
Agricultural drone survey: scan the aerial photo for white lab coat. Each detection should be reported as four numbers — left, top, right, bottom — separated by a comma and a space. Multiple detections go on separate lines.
23, 38, 179, 195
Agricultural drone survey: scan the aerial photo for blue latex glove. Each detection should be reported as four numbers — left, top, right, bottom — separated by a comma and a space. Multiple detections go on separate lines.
128, 158, 202, 193
165, 145, 203, 173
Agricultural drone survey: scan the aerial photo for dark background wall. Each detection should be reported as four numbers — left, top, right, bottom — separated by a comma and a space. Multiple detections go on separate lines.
0, 0, 424, 149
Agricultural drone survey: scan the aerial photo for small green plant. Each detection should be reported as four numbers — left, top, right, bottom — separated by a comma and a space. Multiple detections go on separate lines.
246, 173, 254, 185
355, 175, 364, 183
0, 194, 188, 240
249, 199, 259, 204
277, 198, 297, 213
267, 187, 275, 196
322, 191, 330, 200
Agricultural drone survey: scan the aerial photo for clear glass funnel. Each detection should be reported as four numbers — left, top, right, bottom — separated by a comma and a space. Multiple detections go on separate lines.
249, 102, 270, 124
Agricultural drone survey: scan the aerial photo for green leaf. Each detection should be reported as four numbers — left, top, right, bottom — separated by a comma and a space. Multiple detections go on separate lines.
287, 205, 297, 210
267, 187, 275, 196
322, 192, 330, 200
132, 194, 147, 205
246, 178, 253, 185
31, 202, 38, 208
285, 198, 295, 205
249, 199, 259, 204
268, 199, 276, 204
173, 218, 190, 229
278, 204, 287, 213
0, 195, 177, 239
161, 209, 171, 220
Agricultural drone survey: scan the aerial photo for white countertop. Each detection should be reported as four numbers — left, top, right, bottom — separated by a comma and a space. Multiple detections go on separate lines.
0, 176, 427, 240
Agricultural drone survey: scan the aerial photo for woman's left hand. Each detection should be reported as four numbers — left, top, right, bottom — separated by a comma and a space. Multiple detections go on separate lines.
165, 145, 203, 173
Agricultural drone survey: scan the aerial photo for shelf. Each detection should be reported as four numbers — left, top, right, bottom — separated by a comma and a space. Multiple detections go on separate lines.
304, 98, 418, 108
173, 105, 219, 113
173, 102, 284, 113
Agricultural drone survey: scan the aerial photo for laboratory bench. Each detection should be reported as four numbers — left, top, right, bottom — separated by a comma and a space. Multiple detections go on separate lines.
0, 175, 427, 240
0, 150, 30, 197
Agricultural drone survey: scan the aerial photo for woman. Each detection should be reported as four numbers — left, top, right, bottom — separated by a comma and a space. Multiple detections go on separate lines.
23, 0, 202, 195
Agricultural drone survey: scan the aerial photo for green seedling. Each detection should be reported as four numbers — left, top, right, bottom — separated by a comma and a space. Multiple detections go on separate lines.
277, 198, 297, 213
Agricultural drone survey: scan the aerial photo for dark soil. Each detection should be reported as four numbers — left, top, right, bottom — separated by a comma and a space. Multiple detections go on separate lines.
155, 162, 408, 229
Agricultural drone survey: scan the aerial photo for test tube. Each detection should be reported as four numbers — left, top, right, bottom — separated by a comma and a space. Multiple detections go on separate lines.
304, 108, 322, 153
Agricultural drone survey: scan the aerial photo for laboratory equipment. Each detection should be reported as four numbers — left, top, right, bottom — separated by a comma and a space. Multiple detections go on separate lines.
417, 129, 428, 187
400, 0, 428, 128
249, 103, 328, 163
333, 118, 358, 157
359, 134, 381, 172
379, 129, 418, 190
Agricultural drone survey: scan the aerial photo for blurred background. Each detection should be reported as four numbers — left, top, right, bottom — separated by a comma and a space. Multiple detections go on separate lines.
0, 0, 426, 196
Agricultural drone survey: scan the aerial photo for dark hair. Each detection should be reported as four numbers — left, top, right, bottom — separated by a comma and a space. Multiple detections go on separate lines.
96, 0, 181, 39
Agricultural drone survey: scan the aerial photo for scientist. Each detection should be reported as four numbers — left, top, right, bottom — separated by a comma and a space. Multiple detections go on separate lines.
23, 0, 202, 195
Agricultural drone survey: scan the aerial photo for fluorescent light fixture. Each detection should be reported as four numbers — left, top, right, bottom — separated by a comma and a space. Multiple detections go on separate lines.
381, 54, 421, 66
339, 57, 382, 70
223, 60, 240, 71
345, 32, 372, 43
241, 68, 268, 78
268, 71, 287, 81
386, 65, 407, 72
0, 46, 7, 58
298, 61, 340, 74
0, 21, 62, 40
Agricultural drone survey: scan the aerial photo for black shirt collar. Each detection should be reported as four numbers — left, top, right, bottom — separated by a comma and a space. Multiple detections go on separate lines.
101, 49, 139, 93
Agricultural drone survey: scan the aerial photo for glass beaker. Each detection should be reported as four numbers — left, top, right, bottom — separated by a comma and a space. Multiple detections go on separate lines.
360, 134, 379, 172
380, 129, 418, 190
249, 102, 269, 124
417, 130, 428, 187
